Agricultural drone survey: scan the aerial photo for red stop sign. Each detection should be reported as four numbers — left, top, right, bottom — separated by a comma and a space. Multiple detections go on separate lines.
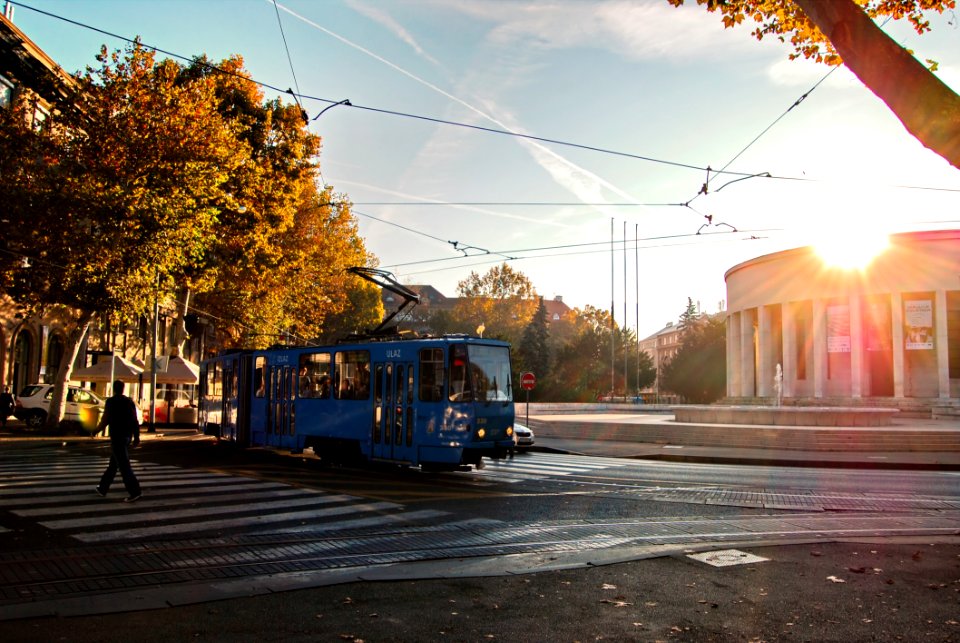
520, 372, 536, 390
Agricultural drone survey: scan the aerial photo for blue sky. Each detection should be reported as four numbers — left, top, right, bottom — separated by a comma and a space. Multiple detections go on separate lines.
10, 0, 960, 338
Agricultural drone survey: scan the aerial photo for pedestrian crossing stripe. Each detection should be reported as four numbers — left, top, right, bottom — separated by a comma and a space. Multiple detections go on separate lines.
0, 448, 446, 544
73, 501, 403, 543
469, 453, 632, 483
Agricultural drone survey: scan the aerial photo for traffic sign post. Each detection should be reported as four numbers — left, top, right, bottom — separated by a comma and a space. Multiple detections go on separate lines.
520, 372, 536, 427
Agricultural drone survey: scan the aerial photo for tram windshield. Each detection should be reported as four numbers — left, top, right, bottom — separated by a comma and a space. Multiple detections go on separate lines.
449, 344, 513, 403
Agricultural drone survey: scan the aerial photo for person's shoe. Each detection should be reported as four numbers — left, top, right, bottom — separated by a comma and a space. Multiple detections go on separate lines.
123, 494, 142, 503
94, 487, 106, 497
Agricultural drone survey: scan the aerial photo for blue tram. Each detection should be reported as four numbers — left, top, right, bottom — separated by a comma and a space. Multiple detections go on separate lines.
198, 335, 517, 469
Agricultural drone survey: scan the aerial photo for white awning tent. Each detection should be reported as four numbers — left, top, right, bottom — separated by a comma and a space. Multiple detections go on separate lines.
70, 355, 144, 383
146, 355, 200, 385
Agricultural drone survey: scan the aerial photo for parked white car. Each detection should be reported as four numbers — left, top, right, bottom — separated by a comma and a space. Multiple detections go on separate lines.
513, 423, 535, 448
14, 384, 103, 431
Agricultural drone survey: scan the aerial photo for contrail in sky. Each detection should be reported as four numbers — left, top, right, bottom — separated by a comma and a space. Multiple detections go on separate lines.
273, 1, 640, 207
331, 178, 572, 227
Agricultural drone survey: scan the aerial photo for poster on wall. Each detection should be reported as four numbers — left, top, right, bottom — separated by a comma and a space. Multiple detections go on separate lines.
827, 304, 851, 353
904, 299, 934, 350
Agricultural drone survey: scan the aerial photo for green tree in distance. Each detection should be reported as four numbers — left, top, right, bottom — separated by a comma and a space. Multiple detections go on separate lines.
659, 302, 727, 404
516, 297, 550, 398
669, 0, 960, 170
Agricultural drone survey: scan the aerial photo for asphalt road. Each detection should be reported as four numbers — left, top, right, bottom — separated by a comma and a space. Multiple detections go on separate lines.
1, 434, 958, 641
2, 540, 958, 642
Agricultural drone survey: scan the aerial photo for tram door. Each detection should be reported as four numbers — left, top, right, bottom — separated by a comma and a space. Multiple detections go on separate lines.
268, 365, 295, 448
235, 355, 253, 447
372, 362, 416, 462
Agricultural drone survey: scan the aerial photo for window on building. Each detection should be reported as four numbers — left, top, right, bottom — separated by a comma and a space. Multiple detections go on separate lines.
32, 103, 48, 130
0, 74, 13, 109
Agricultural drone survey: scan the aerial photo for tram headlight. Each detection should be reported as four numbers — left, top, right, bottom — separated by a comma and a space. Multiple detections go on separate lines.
476, 428, 486, 439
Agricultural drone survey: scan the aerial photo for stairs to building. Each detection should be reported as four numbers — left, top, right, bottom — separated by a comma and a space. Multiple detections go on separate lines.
524, 416, 960, 453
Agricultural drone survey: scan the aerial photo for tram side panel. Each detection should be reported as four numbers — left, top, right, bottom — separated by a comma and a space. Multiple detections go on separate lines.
201, 337, 516, 468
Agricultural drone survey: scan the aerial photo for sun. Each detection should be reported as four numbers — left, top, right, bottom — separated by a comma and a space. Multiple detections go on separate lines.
815, 230, 890, 270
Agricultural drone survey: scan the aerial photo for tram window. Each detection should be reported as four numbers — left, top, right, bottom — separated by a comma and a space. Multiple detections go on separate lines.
419, 348, 444, 402
448, 344, 473, 402
407, 364, 414, 404
467, 344, 513, 402
298, 352, 331, 398
206, 363, 221, 398
335, 350, 370, 400
254, 357, 266, 398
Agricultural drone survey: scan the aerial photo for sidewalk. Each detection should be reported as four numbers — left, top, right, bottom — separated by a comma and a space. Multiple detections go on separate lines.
532, 435, 960, 470
526, 412, 960, 470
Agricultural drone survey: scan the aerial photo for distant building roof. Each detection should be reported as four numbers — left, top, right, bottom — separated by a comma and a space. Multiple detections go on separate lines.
543, 296, 571, 322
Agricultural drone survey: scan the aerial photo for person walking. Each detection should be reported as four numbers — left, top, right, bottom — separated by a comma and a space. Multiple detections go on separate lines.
94, 379, 142, 502
0, 386, 14, 429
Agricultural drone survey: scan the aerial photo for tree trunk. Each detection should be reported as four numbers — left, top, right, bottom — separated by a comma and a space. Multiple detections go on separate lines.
794, 0, 960, 170
170, 286, 192, 358
45, 310, 95, 429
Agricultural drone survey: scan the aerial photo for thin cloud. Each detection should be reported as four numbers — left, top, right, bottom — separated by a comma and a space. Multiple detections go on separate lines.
421, 0, 755, 61
274, 1, 640, 208
345, 0, 444, 68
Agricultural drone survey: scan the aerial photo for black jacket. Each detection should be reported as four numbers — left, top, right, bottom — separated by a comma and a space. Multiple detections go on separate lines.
98, 394, 141, 443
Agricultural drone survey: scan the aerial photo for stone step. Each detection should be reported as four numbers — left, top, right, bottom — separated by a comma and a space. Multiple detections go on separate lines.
524, 418, 960, 452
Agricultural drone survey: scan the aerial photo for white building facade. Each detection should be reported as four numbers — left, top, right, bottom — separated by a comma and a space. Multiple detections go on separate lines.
725, 230, 960, 403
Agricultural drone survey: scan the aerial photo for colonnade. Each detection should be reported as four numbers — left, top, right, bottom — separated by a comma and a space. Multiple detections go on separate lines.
727, 290, 954, 401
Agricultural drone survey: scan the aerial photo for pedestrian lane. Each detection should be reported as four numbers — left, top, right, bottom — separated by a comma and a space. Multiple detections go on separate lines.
0, 447, 448, 544
468, 452, 634, 483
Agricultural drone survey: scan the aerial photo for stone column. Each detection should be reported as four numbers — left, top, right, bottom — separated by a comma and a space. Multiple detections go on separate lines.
781, 302, 796, 398
892, 292, 905, 398
740, 308, 756, 398
850, 294, 863, 398
757, 305, 774, 398
812, 298, 827, 399
936, 289, 950, 399
727, 312, 740, 397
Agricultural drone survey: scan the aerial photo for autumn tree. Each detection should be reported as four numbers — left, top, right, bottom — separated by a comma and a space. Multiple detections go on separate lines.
453, 263, 538, 343
670, 0, 960, 169
0, 41, 245, 426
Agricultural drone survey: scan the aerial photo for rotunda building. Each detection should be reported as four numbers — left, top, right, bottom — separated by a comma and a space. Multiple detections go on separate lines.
725, 230, 960, 405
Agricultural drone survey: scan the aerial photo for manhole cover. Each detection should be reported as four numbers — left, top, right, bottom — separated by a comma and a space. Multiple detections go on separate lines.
687, 549, 769, 567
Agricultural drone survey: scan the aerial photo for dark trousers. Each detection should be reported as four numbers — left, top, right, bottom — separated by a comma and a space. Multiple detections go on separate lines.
98, 438, 141, 497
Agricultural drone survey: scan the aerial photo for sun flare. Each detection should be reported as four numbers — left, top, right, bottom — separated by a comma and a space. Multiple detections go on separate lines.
815, 231, 890, 270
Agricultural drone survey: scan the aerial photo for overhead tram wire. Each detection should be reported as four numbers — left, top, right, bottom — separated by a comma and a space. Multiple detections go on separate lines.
271, 0, 308, 122
12, 0, 769, 181
14, 2, 958, 197
381, 227, 781, 271
352, 210, 516, 262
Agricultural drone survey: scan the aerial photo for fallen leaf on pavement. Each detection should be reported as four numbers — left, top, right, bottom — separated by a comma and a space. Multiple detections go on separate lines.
826, 576, 846, 583
599, 599, 633, 607
601, 584, 617, 590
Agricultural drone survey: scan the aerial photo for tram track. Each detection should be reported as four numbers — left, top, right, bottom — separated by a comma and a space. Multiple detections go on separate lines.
3, 511, 959, 614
